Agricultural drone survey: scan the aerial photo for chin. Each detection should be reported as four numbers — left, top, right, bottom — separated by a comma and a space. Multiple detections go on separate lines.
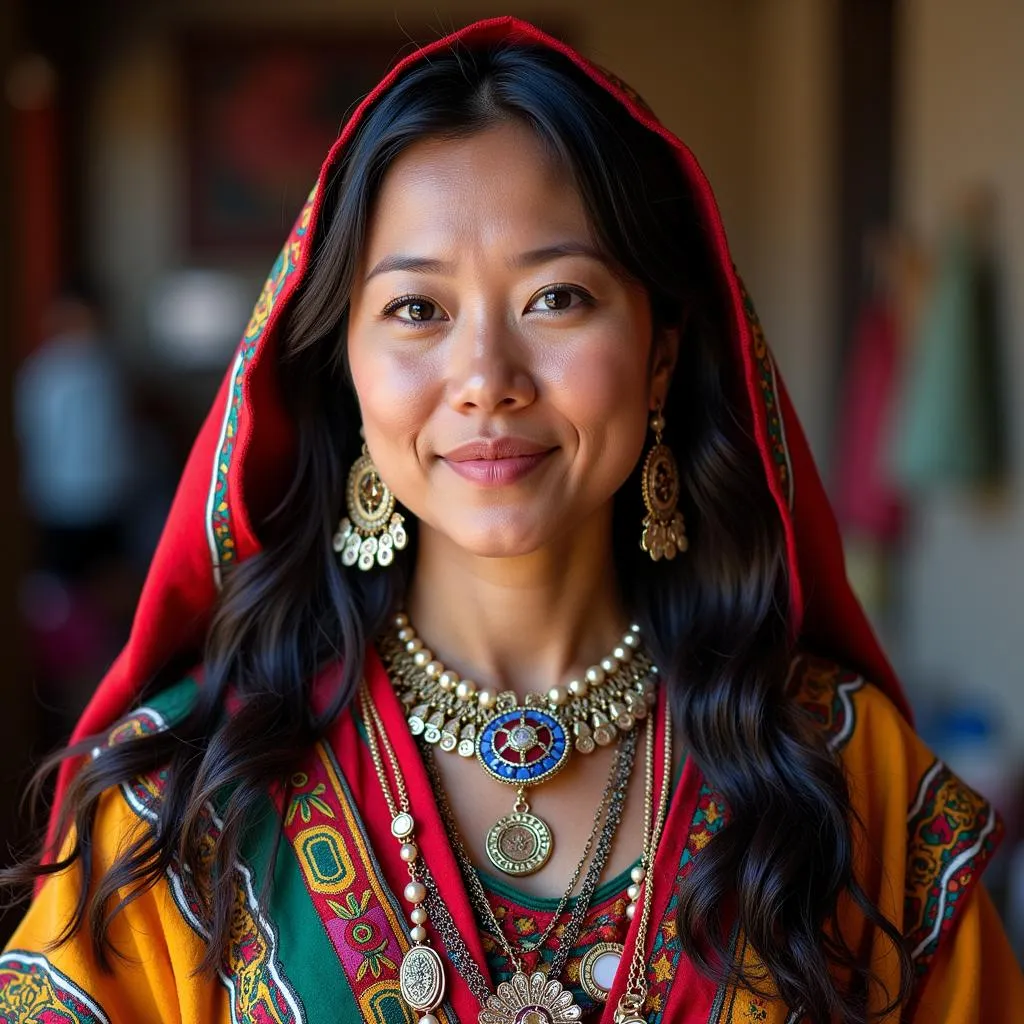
441, 515, 552, 560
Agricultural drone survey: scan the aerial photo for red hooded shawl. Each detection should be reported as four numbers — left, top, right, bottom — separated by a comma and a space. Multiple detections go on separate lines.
50, 14, 907, 846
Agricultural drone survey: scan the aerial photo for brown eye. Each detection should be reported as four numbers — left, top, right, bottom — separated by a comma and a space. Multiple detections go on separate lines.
405, 300, 436, 321
541, 289, 572, 310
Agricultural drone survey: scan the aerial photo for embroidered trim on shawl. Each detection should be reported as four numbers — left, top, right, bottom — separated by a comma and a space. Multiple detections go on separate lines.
113, 706, 306, 1024
207, 187, 316, 587
737, 275, 794, 511
787, 655, 865, 752
479, 885, 631, 1014
0, 951, 111, 1023
904, 758, 1001, 975
644, 782, 729, 1022
282, 742, 455, 1024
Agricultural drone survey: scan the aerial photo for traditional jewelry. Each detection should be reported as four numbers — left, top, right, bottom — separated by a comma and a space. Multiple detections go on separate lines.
358, 687, 445, 1023
333, 433, 408, 570
579, 942, 627, 1003
380, 613, 658, 877
613, 686, 673, 1024
424, 728, 636, 983
640, 407, 688, 561
361, 682, 673, 1024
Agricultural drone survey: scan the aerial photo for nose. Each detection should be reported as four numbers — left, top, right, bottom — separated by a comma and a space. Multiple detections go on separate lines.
445, 314, 537, 414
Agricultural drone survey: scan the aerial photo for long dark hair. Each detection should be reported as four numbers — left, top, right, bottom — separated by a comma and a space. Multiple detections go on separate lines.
5, 41, 910, 1022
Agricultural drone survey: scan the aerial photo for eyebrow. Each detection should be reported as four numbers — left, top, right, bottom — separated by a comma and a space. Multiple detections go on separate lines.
363, 241, 609, 283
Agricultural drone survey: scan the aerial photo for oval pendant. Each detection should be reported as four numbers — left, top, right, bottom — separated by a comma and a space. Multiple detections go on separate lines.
478, 970, 584, 1024
578, 941, 625, 1003
400, 944, 446, 1012
485, 811, 553, 876
477, 708, 569, 787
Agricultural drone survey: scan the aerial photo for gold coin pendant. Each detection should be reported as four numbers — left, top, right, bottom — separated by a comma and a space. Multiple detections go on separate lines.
485, 811, 553, 876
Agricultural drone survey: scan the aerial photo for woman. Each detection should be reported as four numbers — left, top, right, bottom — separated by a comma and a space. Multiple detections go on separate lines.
2, 16, 1020, 1024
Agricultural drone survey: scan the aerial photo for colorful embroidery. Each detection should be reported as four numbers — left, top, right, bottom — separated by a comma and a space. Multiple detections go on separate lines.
904, 759, 1001, 975
285, 772, 335, 826
207, 186, 317, 586
283, 742, 453, 1024
0, 951, 111, 1023
788, 655, 865, 751
737, 275, 793, 510
114, 707, 305, 1024
646, 783, 729, 1022
481, 884, 631, 1014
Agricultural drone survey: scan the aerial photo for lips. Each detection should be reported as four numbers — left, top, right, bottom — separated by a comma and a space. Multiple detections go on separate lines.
440, 437, 556, 486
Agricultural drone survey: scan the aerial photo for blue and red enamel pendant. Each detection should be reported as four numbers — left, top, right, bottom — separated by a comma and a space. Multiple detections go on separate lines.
380, 612, 658, 876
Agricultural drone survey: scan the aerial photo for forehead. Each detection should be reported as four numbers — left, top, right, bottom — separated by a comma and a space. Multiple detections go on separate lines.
361, 120, 594, 259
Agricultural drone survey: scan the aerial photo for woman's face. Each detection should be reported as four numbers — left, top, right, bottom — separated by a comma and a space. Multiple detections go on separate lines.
347, 119, 674, 558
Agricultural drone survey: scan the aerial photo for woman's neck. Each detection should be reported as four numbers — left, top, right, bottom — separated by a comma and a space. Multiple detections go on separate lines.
404, 513, 627, 700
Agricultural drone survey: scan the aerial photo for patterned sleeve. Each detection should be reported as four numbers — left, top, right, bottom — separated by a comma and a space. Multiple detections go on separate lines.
1, 681, 226, 1024
0, 785, 221, 1024
789, 655, 1021, 1017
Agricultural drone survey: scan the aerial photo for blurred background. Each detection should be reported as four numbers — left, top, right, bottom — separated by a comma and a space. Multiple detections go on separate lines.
1, 0, 1022, 955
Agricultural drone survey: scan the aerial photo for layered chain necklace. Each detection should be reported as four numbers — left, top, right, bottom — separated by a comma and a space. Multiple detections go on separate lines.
359, 683, 673, 1024
379, 612, 658, 877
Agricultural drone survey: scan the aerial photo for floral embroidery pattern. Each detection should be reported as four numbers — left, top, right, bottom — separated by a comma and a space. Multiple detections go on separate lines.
114, 707, 305, 1024
737, 274, 793, 510
285, 772, 335, 826
0, 951, 111, 1023
904, 760, 1001, 976
207, 187, 317, 586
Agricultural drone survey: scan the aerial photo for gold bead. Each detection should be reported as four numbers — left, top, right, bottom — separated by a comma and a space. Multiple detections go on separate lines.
399, 843, 419, 863
455, 680, 477, 700
393, 613, 409, 629
547, 685, 568, 706
585, 665, 605, 686
410, 924, 427, 943
412, 649, 432, 667
631, 865, 646, 884
404, 881, 426, 904
405, 638, 424, 654
424, 660, 444, 678
438, 671, 458, 691
397, 627, 415, 643
567, 678, 589, 698
410, 906, 427, 925
477, 688, 495, 709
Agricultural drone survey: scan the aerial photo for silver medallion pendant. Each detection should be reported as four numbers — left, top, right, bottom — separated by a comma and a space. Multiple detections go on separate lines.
399, 944, 446, 1013
578, 941, 624, 1003
478, 971, 583, 1024
485, 811, 554, 876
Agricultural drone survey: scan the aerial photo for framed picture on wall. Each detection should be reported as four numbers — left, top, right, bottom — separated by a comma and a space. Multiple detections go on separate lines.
182, 31, 407, 256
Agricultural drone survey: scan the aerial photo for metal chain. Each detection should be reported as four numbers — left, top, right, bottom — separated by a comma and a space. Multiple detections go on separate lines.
618, 694, 673, 1017
424, 726, 638, 976
422, 873, 495, 1005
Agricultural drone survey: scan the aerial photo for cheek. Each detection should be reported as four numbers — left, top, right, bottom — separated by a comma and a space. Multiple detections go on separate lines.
347, 339, 440, 477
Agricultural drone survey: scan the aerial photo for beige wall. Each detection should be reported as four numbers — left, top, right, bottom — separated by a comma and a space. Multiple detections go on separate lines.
896, 0, 1024, 745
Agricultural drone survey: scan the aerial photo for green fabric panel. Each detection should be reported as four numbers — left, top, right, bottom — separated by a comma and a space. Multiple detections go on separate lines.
141, 675, 199, 727
479, 859, 637, 911
240, 793, 358, 1024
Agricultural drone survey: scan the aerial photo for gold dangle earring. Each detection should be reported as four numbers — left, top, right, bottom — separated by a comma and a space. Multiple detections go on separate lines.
333, 430, 408, 571
640, 407, 688, 561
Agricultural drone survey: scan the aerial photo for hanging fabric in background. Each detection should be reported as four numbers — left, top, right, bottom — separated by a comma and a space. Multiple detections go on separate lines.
889, 194, 1008, 491
834, 298, 907, 544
